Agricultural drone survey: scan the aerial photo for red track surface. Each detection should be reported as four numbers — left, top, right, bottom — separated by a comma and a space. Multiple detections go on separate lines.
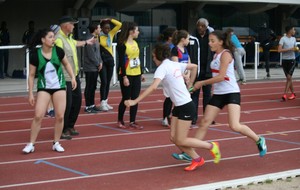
0, 80, 300, 190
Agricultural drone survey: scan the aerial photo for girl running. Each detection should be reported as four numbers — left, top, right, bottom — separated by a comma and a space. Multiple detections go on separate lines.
192, 30, 267, 158
125, 43, 221, 171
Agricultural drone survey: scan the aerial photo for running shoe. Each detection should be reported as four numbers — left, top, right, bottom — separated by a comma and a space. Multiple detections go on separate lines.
288, 93, 296, 100
117, 121, 127, 129
172, 152, 192, 162
52, 142, 64, 152
210, 142, 221, 164
184, 157, 205, 171
162, 117, 170, 128
22, 143, 35, 154
282, 94, 287, 101
68, 128, 79, 136
85, 107, 98, 113
45, 109, 55, 117
257, 136, 267, 157
129, 122, 143, 130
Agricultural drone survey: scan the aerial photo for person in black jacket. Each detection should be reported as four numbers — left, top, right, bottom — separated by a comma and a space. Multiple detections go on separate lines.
258, 23, 277, 79
188, 18, 214, 125
0, 21, 10, 78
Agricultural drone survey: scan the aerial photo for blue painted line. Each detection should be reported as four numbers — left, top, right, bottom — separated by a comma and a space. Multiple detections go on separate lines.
209, 127, 300, 146
209, 127, 240, 135
95, 124, 132, 133
35, 160, 89, 176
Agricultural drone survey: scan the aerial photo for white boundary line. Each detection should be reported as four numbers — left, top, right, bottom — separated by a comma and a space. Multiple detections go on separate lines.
1, 129, 300, 164
0, 115, 299, 146
173, 169, 300, 190
0, 147, 300, 188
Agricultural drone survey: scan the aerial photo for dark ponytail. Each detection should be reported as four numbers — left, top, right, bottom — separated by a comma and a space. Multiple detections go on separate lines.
211, 30, 235, 54
171, 30, 189, 45
27, 28, 53, 51
117, 21, 137, 45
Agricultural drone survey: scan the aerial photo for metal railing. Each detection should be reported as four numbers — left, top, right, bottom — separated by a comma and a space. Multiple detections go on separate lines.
1, 41, 299, 88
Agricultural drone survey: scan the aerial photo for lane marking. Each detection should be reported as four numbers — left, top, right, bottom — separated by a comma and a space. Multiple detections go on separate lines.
1, 120, 300, 147
1, 131, 300, 165
208, 128, 300, 146
94, 124, 132, 133
35, 160, 88, 176
1, 148, 300, 188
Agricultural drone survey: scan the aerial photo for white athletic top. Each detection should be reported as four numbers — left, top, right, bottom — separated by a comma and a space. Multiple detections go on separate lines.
210, 50, 240, 94
279, 35, 297, 60
154, 59, 192, 106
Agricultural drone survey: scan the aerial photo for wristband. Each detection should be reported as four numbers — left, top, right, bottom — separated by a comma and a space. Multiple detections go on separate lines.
189, 87, 194, 92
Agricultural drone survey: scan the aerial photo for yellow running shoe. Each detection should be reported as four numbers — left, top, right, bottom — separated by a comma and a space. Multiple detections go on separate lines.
210, 142, 221, 164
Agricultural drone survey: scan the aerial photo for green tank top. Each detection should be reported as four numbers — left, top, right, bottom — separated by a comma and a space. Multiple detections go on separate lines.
36, 46, 66, 89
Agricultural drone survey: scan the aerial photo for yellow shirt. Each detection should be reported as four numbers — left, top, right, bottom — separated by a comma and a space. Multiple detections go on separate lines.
99, 19, 122, 56
55, 30, 79, 75
125, 40, 141, 76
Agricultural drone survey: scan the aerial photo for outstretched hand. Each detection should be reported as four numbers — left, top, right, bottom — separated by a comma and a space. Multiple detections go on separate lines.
124, 100, 136, 107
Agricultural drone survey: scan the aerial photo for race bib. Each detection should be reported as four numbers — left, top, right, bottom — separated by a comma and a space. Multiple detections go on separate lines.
129, 58, 140, 68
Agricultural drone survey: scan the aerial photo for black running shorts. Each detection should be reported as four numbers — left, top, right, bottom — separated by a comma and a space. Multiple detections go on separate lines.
172, 101, 195, 121
208, 93, 241, 109
282, 59, 297, 77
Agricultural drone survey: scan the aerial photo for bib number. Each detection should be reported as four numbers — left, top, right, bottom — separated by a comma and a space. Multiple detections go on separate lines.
129, 58, 140, 68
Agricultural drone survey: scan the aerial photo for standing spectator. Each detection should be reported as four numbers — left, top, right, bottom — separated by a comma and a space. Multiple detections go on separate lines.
277, 26, 298, 101
0, 21, 10, 78
192, 30, 267, 159
22, 21, 35, 45
22, 28, 76, 154
55, 16, 94, 140
124, 43, 221, 171
98, 18, 122, 111
157, 27, 176, 127
171, 30, 192, 78
84, 23, 102, 113
226, 28, 246, 84
257, 22, 276, 79
188, 18, 214, 125
117, 21, 145, 129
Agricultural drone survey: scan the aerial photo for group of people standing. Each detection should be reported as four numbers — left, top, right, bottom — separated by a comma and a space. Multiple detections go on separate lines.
22, 16, 146, 153
24, 15, 300, 172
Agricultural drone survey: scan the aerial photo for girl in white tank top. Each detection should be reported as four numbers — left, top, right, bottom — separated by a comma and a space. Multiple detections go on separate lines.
192, 30, 267, 159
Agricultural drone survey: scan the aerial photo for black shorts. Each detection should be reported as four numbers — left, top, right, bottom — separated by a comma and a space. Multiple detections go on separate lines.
172, 101, 195, 121
208, 93, 241, 109
37, 88, 65, 95
282, 59, 296, 77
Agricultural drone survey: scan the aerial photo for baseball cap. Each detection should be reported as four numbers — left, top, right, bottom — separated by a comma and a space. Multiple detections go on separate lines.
59, 16, 78, 25
50, 24, 60, 34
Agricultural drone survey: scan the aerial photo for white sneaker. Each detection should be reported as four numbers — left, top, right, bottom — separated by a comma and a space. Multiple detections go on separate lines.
52, 142, 65, 152
23, 143, 35, 154
105, 100, 113, 110
100, 100, 109, 111
161, 117, 169, 126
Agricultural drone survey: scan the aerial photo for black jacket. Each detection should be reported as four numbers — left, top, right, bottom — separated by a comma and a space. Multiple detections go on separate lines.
187, 29, 214, 79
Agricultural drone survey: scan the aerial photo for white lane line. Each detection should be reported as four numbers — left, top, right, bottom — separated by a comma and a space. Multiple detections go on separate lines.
2, 130, 300, 164
0, 114, 299, 136
0, 105, 299, 123
1, 147, 299, 188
